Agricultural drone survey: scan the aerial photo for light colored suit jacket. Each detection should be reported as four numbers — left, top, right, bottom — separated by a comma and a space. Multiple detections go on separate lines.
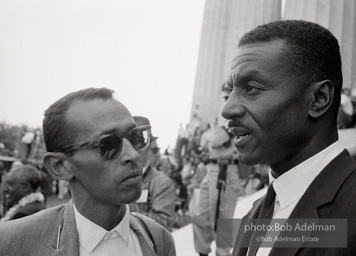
0, 200, 176, 256
130, 165, 175, 231
232, 150, 356, 256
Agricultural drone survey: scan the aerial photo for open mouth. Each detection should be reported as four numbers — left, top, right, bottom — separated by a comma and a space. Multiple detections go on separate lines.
236, 133, 250, 139
228, 126, 250, 138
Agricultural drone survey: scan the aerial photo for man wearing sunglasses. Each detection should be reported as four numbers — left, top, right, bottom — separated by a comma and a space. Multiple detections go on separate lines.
130, 116, 175, 232
0, 87, 176, 256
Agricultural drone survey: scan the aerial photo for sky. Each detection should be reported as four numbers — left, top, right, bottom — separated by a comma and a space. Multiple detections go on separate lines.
0, 0, 205, 151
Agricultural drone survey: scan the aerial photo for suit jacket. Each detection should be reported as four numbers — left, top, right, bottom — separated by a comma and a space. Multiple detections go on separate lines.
0, 200, 176, 256
232, 150, 356, 256
130, 165, 175, 231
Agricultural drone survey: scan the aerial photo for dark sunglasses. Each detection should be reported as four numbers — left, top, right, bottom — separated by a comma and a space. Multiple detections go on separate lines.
59, 125, 151, 160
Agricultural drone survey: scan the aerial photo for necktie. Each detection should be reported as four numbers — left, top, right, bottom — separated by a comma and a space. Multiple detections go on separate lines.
248, 183, 276, 256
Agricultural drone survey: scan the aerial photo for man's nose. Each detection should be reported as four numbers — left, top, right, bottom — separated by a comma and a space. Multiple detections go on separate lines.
120, 138, 141, 165
221, 93, 245, 119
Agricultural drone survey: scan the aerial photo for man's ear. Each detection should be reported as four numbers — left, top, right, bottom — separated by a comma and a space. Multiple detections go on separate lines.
308, 80, 334, 119
43, 152, 74, 181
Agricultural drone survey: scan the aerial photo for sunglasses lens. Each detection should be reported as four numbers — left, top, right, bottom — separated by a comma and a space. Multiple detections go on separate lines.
128, 129, 150, 151
98, 135, 122, 159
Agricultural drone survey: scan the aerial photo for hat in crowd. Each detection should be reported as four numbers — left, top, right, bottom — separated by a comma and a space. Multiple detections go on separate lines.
133, 116, 158, 141
220, 81, 230, 98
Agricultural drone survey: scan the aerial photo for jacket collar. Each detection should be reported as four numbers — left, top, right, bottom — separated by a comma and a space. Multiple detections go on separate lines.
232, 197, 264, 256
129, 214, 157, 256
50, 200, 157, 256
51, 200, 79, 256
269, 150, 356, 255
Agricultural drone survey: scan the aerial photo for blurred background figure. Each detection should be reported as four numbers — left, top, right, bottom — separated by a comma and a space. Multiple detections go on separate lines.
170, 172, 188, 228
129, 116, 176, 231
338, 88, 356, 129
191, 82, 243, 256
0, 164, 45, 222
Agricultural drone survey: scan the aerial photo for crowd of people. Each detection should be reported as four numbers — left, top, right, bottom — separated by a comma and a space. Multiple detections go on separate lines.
0, 19, 356, 256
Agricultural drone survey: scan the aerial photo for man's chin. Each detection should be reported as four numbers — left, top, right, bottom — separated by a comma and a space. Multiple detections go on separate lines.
122, 187, 142, 204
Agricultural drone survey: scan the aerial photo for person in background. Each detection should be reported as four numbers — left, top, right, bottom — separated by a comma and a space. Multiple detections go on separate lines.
170, 171, 188, 213
338, 87, 355, 129
192, 82, 242, 256
130, 116, 176, 232
1, 164, 45, 222
187, 154, 208, 191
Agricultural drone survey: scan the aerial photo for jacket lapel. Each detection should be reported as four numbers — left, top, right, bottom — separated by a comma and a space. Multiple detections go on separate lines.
269, 150, 356, 256
51, 200, 79, 256
232, 198, 264, 256
233, 150, 356, 256
129, 215, 157, 256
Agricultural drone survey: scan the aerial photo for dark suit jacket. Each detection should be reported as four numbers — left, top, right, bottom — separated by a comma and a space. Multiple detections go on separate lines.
0, 200, 176, 256
232, 150, 356, 256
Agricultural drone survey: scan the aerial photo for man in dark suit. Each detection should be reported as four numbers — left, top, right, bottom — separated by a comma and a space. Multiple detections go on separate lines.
222, 20, 356, 255
1, 164, 45, 221
0, 87, 175, 256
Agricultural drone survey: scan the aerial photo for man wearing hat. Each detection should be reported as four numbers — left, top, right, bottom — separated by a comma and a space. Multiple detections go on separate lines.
192, 82, 242, 256
130, 116, 175, 231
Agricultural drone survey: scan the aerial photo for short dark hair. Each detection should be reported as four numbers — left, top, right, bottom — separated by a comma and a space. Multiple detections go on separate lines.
43, 87, 115, 152
239, 20, 342, 112
12, 165, 41, 191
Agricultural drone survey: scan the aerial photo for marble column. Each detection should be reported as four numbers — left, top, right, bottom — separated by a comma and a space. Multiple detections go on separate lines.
191, 0, 281, 126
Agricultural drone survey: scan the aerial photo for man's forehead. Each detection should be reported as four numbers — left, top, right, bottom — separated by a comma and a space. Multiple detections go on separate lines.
66, 98, 135, 138
228, 40, 286, 81
231, 40, 285, 68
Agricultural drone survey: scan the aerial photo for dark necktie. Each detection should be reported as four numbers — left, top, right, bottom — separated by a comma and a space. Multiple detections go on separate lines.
248, 183, 276, 256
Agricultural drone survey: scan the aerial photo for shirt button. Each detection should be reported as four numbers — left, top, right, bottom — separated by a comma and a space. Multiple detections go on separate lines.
107, 233, 112, 238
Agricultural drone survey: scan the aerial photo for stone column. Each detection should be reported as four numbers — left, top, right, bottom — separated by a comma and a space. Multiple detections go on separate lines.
191, 0, 281, 126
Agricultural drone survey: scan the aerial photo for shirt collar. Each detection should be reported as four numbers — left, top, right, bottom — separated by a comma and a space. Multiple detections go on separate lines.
269, 141, 343, 209
73, 204, 131, 254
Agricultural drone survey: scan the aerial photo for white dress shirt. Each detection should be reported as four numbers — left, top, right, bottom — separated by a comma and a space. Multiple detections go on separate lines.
256, 141, 344, 256
73, 204, 143, 256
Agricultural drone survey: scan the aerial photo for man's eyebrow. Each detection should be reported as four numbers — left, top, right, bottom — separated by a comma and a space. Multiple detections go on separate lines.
229, 69, 264, 85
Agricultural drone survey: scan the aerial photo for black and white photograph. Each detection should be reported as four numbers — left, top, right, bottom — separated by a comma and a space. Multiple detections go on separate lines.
0, 0, 356, 255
